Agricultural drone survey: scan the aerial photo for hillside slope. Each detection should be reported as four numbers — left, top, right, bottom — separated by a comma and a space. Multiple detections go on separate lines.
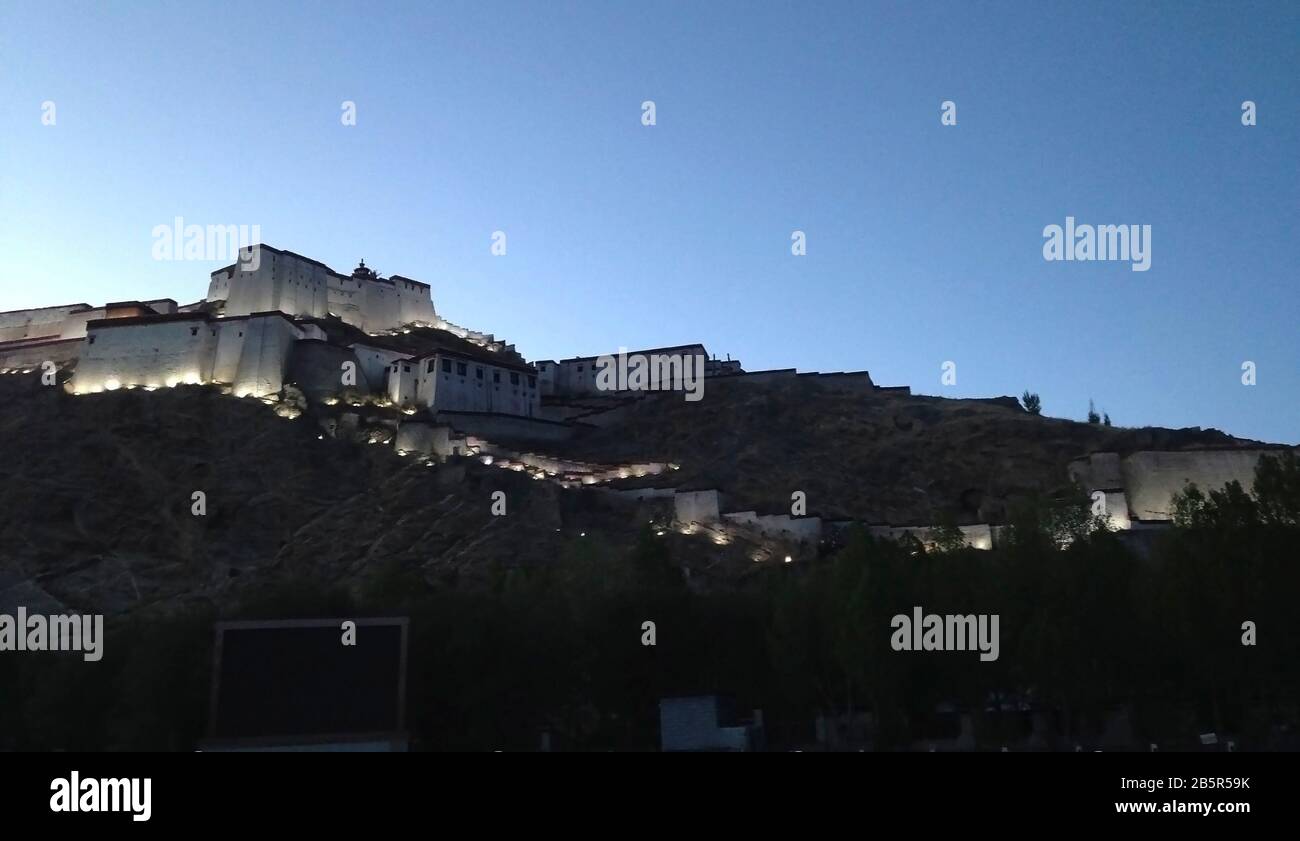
558, 377, 1276, 523
0, 372, 1280, 617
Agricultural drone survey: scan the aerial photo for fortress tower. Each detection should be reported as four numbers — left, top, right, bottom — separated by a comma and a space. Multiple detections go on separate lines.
205, 244, 437, 334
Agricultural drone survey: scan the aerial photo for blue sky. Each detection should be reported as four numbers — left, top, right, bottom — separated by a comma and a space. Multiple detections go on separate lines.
1, 0, 1296, 443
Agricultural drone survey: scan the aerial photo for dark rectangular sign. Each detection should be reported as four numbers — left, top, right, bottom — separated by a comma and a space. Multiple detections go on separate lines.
208, 618, 407, 742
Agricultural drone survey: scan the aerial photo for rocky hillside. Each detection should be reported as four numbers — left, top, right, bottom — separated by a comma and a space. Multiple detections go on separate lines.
560, 376, 1276, 523
0, 371, 1280, 618
0, 374, 762, 617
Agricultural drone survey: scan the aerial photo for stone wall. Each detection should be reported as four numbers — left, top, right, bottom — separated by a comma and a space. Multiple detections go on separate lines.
414, 354, 539, 416
674, 490, 723, 524
1069, 449, 1292, 523
0, 337, 82, 370
72, 311, 300, 398
0, 304, 93, 343
74, 314, 218, 392
723, 511, 824, 543
1124, 449, 1281, 521
208, 245, 436, 334
289, 341, 372, 400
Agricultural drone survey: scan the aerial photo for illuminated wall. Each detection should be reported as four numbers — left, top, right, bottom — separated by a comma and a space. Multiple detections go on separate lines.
0, 304, 93, 343
74, 315, 218, 392
1123, 450, 1279, 521
674, 490, 722, 524
72, 312, 300, 398
207, 246, 437, 334
350, 343, 411, 391
230, 315, 300, 397
1070, 449, 1290, 523
724, 510, 824, 543
407, 354, 539, 417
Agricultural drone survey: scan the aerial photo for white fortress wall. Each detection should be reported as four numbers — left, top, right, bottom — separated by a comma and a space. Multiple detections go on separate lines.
361, 280, 400, 333
1122, 450, 1279, 521
0, 304, 95, 343
209, 246, 437, 334
0, 338, 82, 369
211, 320, 247, 384
1070, 449, 1288, 523
388, 361, 418, 407
388, 276, 437, 327
1098, 491, 1131, 530
414, 354, 539, 416
75, 315, 219, 392
394, 421, 452, 457
327, 275, 366, 326
722, 510, 824, 543
211, 252, 274, 316
72, 311, 302, 398
674, 490, 723, 524
959, 524, 994, 550
213, 247, 330, 321
54, 307, 109, 339
231, 314, 301, 397
273, 253, 332, 320
672, 489, 824, 543
350, 343, 411, 391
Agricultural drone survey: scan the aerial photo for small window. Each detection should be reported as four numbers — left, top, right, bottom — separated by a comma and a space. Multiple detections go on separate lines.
493, 372, 500, 383
510, 372, 520, 385
476, 367, 484, 380
190, 327, 199, 336
457, 362, 467, 376
88, 335, 95, 345
403, 364, 411, 373
426, 359, 436, 373
577, 365, 584, 372
528, 375, 536, 389
442, 359, 452, 373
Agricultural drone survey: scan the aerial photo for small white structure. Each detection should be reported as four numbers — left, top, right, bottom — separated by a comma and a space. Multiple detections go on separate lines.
386, 351, 539, 417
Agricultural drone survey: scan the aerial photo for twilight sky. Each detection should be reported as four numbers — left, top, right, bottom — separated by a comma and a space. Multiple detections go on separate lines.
1, 0, 1296, 443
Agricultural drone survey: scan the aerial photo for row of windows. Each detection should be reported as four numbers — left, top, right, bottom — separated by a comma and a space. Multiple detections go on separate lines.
393, 358, 535, 389
432, 358, 534, 387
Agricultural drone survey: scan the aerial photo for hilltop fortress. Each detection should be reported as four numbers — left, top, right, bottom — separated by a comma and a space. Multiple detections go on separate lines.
0, 245, 753, 415
0, 243, 1289, 554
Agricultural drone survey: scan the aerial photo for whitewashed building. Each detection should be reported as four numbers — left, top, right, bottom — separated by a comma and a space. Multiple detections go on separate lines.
73, 308, 307, 397
207, 245, 437, 334
388, 350, 539, 417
